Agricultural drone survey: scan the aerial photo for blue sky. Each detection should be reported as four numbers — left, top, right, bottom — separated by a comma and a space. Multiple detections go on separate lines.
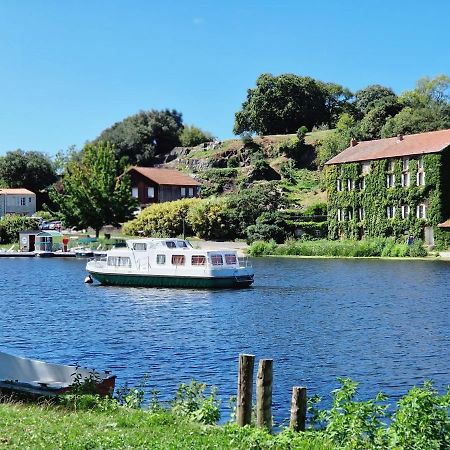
0, 0, 449, 156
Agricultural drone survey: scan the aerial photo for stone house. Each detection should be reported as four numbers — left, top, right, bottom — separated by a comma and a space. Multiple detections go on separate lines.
0, 188, 36, 219
324, 129, 450, 247
127, 167, 201, 207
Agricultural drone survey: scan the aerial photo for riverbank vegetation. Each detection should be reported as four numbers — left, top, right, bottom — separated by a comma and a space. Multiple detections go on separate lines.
0, 379, 447, 449
248, 237, 428, 258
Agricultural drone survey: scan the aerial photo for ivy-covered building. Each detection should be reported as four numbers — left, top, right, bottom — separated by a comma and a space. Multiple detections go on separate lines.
325, 129, 450, 248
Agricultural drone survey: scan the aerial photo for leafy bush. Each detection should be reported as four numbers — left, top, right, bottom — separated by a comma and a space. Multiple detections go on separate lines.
122, 198, 199, 237
179, 125, 213, 147
171, 380, 220, 425
246, 211, 288, 244
0, 215, 40, 244
187, 196, 233, 240
226, 156, 240, 168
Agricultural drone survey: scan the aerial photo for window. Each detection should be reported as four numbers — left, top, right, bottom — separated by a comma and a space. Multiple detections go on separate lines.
20, 197, 26, 206
147, 187, 155, 198
418, 156, 424, 169
360, 177, 366, 190
336, 179, 342, 192
387, 159, 394, 172
347, 179, 354, 191
401, 205, 410, 219
210, 255, 223, 265
180, 187, 187, 197
337, 208, 343, 222
107, 256, 131, 267
171, 255, 185, 265
359, 207, 365, 221
386, 206, 395, 219
165, 241, 176, 248
156, 254, 166, 265
348, 208, 353, 220
386, 174, 395, 188
191, 255, 206, 265
361, 161, 371, 175
401, 172, 410, 187
225, 254, 237, 265
132, 187, 138, 198
176, 241, 188, 248
417, 171, 425, 186
28, 197, 32, 203
188, 187, 194, 197
417, 204, 426, 219
402, 158, 409, 171
133, 243, 147, 251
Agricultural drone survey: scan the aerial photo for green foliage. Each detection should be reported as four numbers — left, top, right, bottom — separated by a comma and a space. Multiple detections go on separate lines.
388, 381, 450, 450
33, 210, 56, 221
280, 160, 297, 184
354, 84, 397, 116
171, 380, 220, 425
0, 215, 40, 244
0, 149, 57, 192
95, 109, 183, 165
246, 211, 288, 244
227, 155, 240, 168
186, 196, 232, 240
123, 198, 199, 237
200, 168, 238, 196
248, 237, 427, 257
234, 73, 332, 135
179, 125, 213, 147
50, 142, 137, 237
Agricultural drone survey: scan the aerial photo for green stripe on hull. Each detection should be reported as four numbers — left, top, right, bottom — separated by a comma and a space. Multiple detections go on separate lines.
89, 272, 253, 289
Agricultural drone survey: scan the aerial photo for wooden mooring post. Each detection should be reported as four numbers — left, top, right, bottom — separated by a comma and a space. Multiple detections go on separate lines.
256, 359, 273, 432
289, 386, 307, 431
236, 354, 255, 426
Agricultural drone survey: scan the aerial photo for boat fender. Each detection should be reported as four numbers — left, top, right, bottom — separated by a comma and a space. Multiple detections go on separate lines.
84, 275, 93, 284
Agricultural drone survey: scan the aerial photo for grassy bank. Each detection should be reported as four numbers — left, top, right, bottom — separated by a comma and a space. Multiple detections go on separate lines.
0, 379, 448, 449
0, 401, 331, 450
248, 237, 428, 258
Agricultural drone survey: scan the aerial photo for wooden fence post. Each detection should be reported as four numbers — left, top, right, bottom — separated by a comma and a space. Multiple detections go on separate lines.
289, 386, 307, 431
236, 354, 255, 426
256, 358, 273, 431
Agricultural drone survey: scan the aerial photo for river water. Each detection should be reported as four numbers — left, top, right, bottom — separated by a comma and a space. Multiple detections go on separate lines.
0, 256, 449, 422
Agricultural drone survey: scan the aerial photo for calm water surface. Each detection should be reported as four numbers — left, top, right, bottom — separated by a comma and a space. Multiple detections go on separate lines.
0, 257, 449, 422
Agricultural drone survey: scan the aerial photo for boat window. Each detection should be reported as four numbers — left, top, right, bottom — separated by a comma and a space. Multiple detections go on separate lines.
156, 254, 166, 264
133, 243, 147, 251
165, 241, 176, 248
172, 255, 185, 265
176, 241, 188, 248
210, 255, 223, 266
225, 254, 237, 265
107, 256, 131, 267
191, 255, 206, 266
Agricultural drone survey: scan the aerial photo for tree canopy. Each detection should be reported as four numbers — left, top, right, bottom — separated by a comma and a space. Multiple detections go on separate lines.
354, 84, 397, 116
233, 74, 345, 135
179, 125, 214, 147
0, 150, 57, 192
96, 109, 183, 166
51, 142, 137, 237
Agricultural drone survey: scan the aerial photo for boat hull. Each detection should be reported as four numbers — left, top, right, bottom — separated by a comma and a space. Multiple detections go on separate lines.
88, 271, 254, 289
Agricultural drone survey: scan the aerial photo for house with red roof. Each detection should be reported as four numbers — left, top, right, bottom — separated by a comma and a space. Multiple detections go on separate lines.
127, 167, 201, 207
0, 188, 36, 219
324, 129, 450, 247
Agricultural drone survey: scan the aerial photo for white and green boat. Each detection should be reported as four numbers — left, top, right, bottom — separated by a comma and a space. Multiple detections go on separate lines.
85, 238, 254, 289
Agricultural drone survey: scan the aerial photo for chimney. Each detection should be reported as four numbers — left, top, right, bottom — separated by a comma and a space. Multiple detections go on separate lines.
350, 138, 358, 147
397, 134, 404, 142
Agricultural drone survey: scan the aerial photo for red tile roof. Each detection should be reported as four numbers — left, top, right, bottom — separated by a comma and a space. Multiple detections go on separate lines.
128, 167, 200, 186
0, 188, 35, 195
438, 220, 450, 228
325, 129, 450, 165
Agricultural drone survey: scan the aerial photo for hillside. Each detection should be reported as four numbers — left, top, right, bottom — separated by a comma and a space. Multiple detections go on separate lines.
158, 130, 332, 209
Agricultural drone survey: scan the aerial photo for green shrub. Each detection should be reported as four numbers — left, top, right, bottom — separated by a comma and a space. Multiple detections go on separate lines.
227, 156, 239, 168
0, 215, 40, 244
122, 198, 199, 237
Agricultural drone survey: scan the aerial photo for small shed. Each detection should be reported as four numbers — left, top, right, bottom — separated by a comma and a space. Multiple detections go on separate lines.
35, 231, 63, 252
18, 230, 40, 252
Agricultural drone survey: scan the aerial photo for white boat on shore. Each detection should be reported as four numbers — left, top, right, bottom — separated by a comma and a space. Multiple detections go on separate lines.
86, 238, 254, 289
0, 351, 115, 397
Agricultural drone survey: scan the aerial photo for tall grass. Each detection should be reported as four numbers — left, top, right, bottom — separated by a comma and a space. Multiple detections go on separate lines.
249, 237, 428, 258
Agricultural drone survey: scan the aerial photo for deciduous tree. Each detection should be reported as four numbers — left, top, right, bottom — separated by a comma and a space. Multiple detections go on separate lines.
51, 142, 136, 237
